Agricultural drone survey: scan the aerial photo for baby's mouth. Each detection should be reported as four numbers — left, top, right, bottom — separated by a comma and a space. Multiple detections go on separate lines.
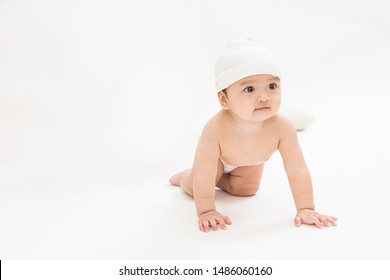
255, 106, 270, 110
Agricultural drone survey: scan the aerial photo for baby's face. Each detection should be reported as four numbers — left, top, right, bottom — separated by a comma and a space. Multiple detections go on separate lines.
222, 74, 281, 122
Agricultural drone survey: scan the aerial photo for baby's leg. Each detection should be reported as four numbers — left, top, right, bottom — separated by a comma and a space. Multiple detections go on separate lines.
169, 162, 224, 197
169, 169, 190, 186
217, 164, 264, 196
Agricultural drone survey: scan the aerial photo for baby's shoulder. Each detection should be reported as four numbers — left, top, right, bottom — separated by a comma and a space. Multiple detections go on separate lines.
199, 111, 228, 139
204, 111, 226, 126
200, 112, 222, 135
268, 113, 297, 134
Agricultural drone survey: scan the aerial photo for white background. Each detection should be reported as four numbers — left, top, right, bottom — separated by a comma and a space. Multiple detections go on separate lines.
1, 0, 390, 259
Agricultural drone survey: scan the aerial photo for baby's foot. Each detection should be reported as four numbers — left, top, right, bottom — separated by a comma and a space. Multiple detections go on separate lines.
169, 169, 191, 186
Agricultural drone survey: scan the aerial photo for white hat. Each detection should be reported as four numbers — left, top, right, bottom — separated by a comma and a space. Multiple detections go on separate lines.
215, 38, 281, 92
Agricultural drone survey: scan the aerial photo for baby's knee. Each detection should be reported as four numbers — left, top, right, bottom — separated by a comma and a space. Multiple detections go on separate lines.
181, 171, 194, 197
183, 185, 194, 197
230, 184, 259, 197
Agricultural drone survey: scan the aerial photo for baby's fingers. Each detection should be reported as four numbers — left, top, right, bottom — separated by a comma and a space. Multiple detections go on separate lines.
327, 215, 338, 221
217, 215, 233, 230
317, 215, 331, 227
209, 218, 218, 231
294, 215, 302, 227
198, 218, 219, 232
317, 215, 337, 227
325, 215, 337, 226
216, 217, 226, 230
223, 215, 232, 225
311, 216, 323, 228
199, 219, 210, 232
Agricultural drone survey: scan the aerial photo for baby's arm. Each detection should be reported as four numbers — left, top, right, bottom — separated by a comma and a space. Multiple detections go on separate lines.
192, 122, 232, 232
278, 116, 337, 228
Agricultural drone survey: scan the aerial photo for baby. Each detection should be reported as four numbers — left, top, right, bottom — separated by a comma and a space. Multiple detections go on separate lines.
169, 39, 337, 232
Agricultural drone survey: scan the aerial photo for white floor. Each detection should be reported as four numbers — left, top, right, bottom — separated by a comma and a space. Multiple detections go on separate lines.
1, 0, 390, 260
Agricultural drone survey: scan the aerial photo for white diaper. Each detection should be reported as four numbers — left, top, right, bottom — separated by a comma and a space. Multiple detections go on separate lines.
220, 158, 238, 173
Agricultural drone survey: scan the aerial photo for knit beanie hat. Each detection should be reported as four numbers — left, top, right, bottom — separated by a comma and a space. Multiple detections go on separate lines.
215, 38, 281, 92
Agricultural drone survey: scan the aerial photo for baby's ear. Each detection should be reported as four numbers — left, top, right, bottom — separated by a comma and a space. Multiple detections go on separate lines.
218, 91, 230, 110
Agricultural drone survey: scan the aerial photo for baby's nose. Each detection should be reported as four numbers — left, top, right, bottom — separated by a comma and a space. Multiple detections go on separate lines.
257, 92, 270, 102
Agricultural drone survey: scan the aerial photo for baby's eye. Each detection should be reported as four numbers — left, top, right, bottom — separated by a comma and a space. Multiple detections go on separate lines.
243, 86, 255, 93
268, 83, 278, 90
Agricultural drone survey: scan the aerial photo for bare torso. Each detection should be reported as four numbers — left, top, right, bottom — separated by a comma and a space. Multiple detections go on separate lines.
212, 110, 281, 167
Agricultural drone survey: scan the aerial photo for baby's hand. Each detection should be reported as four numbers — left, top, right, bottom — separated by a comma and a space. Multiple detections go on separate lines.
198, 210, 232, 232
294, 209, 337, 228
